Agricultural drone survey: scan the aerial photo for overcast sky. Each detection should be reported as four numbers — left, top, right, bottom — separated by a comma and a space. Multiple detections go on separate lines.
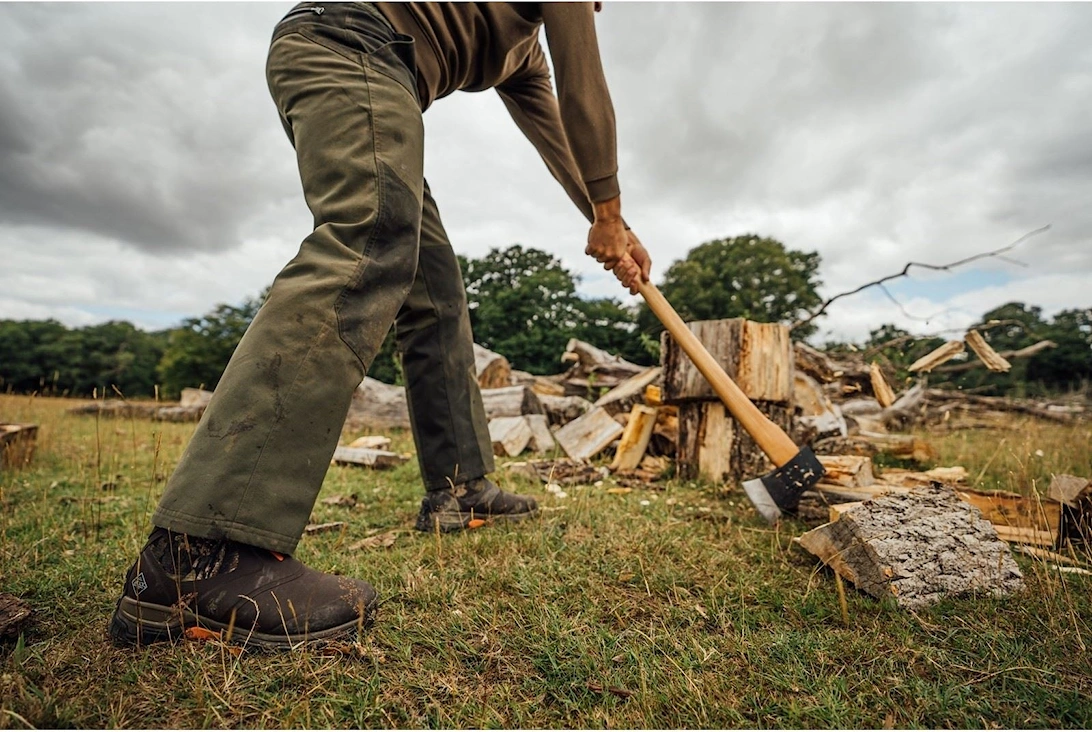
1, 1, 1089, 346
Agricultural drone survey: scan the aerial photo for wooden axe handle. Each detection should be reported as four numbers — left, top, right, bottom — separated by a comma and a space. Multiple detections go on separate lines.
635, 276, 800, 467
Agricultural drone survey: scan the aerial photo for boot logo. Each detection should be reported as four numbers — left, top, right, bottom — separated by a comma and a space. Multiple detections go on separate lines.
132, 572, 148, 595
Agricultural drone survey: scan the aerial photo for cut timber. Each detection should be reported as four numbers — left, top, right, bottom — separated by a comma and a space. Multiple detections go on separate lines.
676, 400, 793, 486
963, 330, 1011, 373
331, 446, 408, 469
509, 369, 566, 397
539, 394, 593, 426
908, 340, 965, 373
794, 342, 843, 384
347, 435, 392, 451
345, 377, 410, 431
525, 414, 557, 454
955, 489, 1061, 547
934, 340, 1057, 374
0, 423, 38, 470
561, 339, 645, 387
593, 367, 662, 417
816, 455, 876, 488
179, 388, 213, 409
473, 343, 512, 388
794, 372, 847, 439
798, 485, 1025, 609
869, 362, 897, 408
858, 431, 938, 463
554, 406, 624, 461
488, 416, 533, 457
609, 405, 658, 471
662, 319, 793, 403
481, 385, 545, 419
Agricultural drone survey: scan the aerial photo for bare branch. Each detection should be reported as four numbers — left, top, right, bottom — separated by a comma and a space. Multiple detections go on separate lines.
792, 225, 1051, 332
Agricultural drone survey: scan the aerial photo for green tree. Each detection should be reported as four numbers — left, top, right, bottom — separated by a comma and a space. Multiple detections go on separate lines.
157, 290, 267, 398
636, 234, 823, 339
1029, 308, 1092, 391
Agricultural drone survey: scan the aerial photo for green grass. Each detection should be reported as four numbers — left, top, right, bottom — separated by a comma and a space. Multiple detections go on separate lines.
2, 394, 1091, 728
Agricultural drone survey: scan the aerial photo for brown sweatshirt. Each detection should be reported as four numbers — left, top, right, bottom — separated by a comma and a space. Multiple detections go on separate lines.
375, 2, 619, 222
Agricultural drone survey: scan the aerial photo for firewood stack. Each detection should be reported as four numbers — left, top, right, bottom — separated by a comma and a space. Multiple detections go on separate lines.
660, 318, 795, 488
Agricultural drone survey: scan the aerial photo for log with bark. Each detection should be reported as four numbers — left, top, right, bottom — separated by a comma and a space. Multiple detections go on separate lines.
473, 343, 512, 389
593, 366, 662, 417
345, 377, 411, 431
331, 446, 409, 469
794, 341, 843, 384
539, 394, 593, 426
675, 400, 793, 487
559, 338, 646, 395
481, 385, 545, 420
797, 485, 1025, 609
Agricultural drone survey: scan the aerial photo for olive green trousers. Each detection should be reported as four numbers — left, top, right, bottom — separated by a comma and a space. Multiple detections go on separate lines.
153, 4, 494, 554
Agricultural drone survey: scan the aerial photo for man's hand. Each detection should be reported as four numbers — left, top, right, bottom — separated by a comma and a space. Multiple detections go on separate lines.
585, 196, 628, 269
612, 231, 651, 295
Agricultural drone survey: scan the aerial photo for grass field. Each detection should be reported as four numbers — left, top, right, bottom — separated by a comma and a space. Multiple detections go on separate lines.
2, 393, 1091, 728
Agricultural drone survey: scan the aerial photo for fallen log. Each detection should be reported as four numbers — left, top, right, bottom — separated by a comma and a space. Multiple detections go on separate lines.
481, 385, 545, 419
933, 340, 1056, 374
794, 341, 843, 384
331, 446, 408, 469
345, 377, 411, 431
963, 330, 1011, 373
797, 485, 1025, 609
560, 338, 646, 388
554, 406, 624, 461
473, 343, 512, 389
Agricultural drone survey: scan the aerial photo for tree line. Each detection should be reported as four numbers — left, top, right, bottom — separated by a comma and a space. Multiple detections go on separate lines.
1, 236, 1088, 399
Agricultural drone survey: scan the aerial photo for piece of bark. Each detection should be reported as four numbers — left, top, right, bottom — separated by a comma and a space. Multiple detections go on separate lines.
594, 367, 662, 417
345, 377, 411, 430
304, 521, 347, 535
1, 423, 38, 470
331, 446, 408, 469
473, 343, 512, 389
539, 394, 593, 426
0, 593, 32, 638
554, 406, 625, 461
488, 416, 533, 457
347, 435, 392, 451
676, 400, 793, 486
798, 485, 1024, 609
816, 455, 876, 487
908, 340, 966, 373
609, 405, 658, 472
661, 319, 793, 404
963, 330, 1012, 373
933, 340, 1057, 374
869, 362, 897, 409
794, 342, 843, 384
481, 385, 545, 419
794, 372, 847, 439
525, 414, 557, 454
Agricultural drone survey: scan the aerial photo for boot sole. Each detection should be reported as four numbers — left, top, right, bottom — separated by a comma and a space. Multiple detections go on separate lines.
108, 595, 376, 651
414, 508, 540, 533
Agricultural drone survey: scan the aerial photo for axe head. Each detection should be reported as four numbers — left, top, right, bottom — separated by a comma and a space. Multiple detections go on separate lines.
742, 446, 825, 524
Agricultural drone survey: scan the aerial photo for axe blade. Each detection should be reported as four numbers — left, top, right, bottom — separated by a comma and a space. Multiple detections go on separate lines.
741, 446, 825, 524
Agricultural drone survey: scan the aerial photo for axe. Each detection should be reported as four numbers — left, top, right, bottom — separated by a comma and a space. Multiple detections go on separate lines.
633, 274, 824, 522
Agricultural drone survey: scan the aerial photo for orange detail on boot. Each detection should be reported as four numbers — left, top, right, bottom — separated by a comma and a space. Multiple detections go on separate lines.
270, 551, 286, 561
185, 626, 222, 641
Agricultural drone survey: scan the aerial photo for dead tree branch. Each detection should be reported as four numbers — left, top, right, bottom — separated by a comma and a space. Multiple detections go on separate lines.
792, 225, 1051, 333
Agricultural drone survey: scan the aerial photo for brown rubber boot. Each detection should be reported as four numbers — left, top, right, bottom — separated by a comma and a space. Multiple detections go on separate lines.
414, 477, 539, 533
109, 528, 377, 650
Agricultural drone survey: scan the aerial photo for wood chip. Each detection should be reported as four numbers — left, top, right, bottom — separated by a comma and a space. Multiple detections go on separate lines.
349, 531, 398, 551
304, 522, 347, 535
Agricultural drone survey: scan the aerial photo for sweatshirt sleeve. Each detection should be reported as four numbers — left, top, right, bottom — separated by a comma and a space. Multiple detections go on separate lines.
496, 51, 596, 223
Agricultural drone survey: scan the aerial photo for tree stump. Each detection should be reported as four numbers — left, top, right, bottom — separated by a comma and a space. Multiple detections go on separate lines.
676, 401, 793, 486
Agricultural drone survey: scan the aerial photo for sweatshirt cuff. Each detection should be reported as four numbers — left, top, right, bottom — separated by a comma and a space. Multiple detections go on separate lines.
585, 175, 620, 204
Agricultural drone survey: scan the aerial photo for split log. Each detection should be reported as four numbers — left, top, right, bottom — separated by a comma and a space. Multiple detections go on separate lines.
676, 400, 793, 486
554, 406, 625, 461
794, 341, 843, 384
609, 405, 658, 472
473, 343, 512, 389
816, 455, 876, 487
488, 416, 533, 457
908, 340, 965, 373
331, 446, 408, 469
593, 367, 662, 417
179, 388, 214, 409
794, 372, 847, 439
963, 330, 1011, 373
662, 319, 793, 404
560, 339, 646, 388
508, 370, 567, 397
644, 384, 663, 406
525, 414, 557, 454
869, 362, 896, 408
933, 340, 1057, 374
1, 424, 38, 470
481, 385, 545, 419
345, 377, 411, 431
539, 394, 593, 426
797, 485, 1025, 609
